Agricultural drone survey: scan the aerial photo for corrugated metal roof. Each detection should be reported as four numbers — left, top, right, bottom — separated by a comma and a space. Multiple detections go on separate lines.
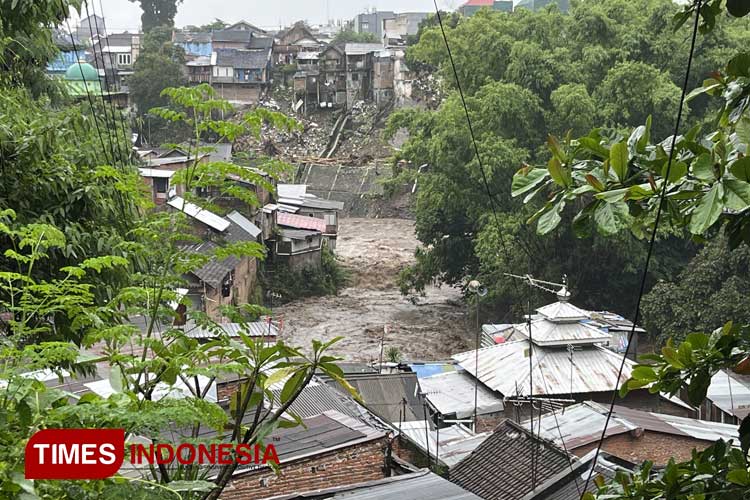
399, 422, 489, 468
511, 319, 611, 346
138, 168, 175, 178
533, 402, 636, 449
451, 420, 573, 500
522, 451, 625, 500
327, 372, 427, 423
145, 155, 201, 166
277, 212, 327, 232
420, 370, 504, 419
453, 340, 635, 397
214, 48, 269, 69
536, 301, 590, 322
280, 228, 321, 239
344, 43, 383, 55
226, 210, 261, 238
533, 401, 740, 450
269, 470, 482, 500
167, 197, 230, 232
212, 29, 252, 43
707, 370, 750, 420
183, 321, 279, 339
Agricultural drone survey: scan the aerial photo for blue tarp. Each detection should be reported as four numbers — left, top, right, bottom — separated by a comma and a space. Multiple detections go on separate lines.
177, 42, 212, 57
47, 50, 80, 73
408, 363, 457, 379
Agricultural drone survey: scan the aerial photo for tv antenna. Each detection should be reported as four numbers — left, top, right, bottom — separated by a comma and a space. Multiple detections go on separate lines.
504, 273, 570, 301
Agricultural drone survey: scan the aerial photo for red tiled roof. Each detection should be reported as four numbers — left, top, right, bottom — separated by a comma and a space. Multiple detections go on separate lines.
277, 212, 326, 232
463, 0, 494, 6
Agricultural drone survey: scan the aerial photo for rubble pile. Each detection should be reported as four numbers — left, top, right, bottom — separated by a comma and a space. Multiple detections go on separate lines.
411, 72, 444, 110
233, 89, 396, 167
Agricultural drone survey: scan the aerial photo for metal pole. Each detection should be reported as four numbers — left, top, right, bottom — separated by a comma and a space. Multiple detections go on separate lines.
473, 294, 479, 432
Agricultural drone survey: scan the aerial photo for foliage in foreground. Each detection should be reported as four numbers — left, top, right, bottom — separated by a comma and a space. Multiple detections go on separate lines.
0, 5, 352, 497
509, 1, 750, 497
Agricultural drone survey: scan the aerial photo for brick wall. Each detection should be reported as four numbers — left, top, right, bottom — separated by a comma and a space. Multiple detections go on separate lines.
220, 438, 388, 499
573, 431, 710, 465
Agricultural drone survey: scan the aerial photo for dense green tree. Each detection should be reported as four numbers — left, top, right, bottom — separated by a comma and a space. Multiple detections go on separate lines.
391, 0, 750, 317
641, 236, 750, 343
548, 83, 598, 137
332, 29, 378, 44
129, 27, 187, 145
129, 0, 182, 32
594, 61, 683, 139
511, 2, 750, 497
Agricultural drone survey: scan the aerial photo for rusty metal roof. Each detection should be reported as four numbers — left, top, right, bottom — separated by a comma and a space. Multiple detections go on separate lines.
452, 340, 635, 397
533, 401, 740, 450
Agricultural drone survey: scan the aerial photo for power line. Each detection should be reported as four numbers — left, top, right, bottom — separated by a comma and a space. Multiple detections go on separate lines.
84, 1, 124, 168
60, 0, 113, 168
94, 0, 134, 165
430, 1, 523, 267
579, 1, 704, 496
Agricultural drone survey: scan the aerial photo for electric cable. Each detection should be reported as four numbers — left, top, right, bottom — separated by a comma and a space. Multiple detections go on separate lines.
579, 0, 703, 495
95, 0, 134, 165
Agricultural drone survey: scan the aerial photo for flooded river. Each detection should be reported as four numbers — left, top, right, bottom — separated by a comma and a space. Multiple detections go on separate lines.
275, 218, 470, 362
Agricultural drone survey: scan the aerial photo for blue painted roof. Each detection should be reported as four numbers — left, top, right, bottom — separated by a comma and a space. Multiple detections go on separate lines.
408, 363, 457, 379
47, 51, 80, 73
177, 41, 212, 57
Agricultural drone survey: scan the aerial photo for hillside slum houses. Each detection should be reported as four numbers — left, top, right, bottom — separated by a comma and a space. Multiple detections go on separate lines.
133, 143, 343, 322
50, 13, 422, 109
19, 268, 748, 499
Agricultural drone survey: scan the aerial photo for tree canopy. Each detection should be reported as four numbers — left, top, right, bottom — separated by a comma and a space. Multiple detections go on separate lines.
389, 0, 749, 318
129, 0, 182, 32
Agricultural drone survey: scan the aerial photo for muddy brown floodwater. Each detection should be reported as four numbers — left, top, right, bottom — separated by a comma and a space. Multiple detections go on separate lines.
275, 218, 471, 363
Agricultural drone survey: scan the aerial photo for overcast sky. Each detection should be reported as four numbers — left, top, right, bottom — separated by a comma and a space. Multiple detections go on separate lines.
71, 0, 461, 33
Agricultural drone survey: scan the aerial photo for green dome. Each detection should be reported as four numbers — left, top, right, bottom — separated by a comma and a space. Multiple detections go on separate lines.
64, 62, 99, 81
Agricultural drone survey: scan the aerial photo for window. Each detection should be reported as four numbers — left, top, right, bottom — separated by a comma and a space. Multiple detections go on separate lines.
153, 177, 168, 194
361, 22, 369, 31
117, 53, 131, 65
352, 73, 359, 81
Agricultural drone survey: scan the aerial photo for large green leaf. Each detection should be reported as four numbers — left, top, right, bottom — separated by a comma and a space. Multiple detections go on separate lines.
610, 141, 629, 181
547, 157, 570, 187
511, 167, 548, 197
730, 157, 750, 181
692, 153, 715, 182
594, 201, 631, 235
537, 200, 564, 235
663, 161, 687, 184
578, 137, 609, 159
723, 179, 750, 211
689, 183, 725, 234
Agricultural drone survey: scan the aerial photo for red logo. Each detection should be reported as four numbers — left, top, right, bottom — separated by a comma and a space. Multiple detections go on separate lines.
25, 429, 125, 479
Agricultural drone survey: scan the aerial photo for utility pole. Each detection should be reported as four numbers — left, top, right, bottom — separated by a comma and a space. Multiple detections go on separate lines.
468, 279, 487, 432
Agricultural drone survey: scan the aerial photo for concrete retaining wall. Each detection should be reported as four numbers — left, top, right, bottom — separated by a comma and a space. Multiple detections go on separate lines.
298, 162, 389, 216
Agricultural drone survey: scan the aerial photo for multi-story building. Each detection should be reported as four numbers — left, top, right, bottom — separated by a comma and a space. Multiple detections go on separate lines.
353, 9, 395, 40
515, 0, 570, 12
458, 0, 513, 16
